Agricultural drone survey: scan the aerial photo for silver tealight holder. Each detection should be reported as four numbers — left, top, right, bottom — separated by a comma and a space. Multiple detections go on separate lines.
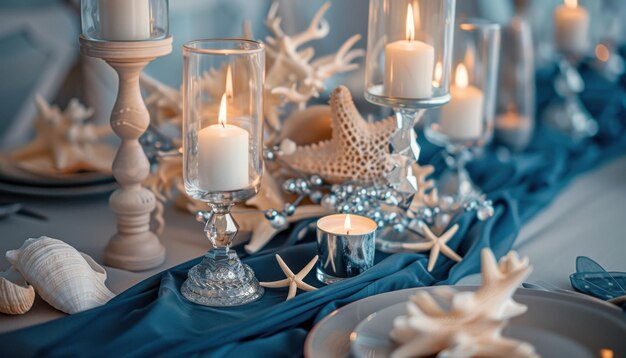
316, 214, 377, 284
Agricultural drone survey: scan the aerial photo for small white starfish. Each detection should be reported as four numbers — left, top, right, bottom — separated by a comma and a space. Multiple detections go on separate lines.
402, 224, 462, 272
260, 254, 319, 300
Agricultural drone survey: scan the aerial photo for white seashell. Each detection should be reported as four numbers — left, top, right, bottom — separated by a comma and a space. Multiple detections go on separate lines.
6, 237, 115, 314
0, 267, 35, 315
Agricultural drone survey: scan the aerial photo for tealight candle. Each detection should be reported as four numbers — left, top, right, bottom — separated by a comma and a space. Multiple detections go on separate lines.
98, 0, 151, 41
316, 214, 377, 284
440, 63, 484, 139
197, 93, 249, 192
554, 0, 589, 54
384, 3, 434, 99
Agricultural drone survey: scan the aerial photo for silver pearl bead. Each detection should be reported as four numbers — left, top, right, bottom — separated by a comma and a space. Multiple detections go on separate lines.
283, 203, 296, 216
264, 209, 278, 220
269, 214, 288, 229
310, 175, 323, 186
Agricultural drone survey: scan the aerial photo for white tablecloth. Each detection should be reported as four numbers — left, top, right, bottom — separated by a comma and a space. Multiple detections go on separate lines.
1, 156, 625, 334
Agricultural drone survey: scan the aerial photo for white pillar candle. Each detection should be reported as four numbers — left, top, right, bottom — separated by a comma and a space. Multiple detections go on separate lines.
98, 0, 151, 41
554, 0, 589, 54
317, 214, 377, 236
440, 64, 484, 139
197, 94, 249, 192
384, 3, 434, 99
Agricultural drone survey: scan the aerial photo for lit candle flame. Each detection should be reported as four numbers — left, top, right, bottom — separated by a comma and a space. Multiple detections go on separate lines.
455, 63, 469, 89
225, 65, 233, 99
406, 3, 415, 42
344, 214, 352, 235
218, 93, 227, 127
432, 61, 443, 87
564, 0, 577, 8
595, 44, 610, 62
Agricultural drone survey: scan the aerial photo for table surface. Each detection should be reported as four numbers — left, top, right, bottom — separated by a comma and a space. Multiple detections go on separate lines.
1, 156, 625, 334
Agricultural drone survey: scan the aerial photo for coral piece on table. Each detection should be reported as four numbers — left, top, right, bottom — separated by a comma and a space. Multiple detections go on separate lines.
262, 2, 364, 135
259, 254, 319, 300
281, 86, 397, 183
9, 96, 112, 176
390, 249, 537, 358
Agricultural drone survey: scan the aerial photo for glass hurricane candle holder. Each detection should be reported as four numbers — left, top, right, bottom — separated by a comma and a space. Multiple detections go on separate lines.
364, 0, 455, 190
81, 0, 169, 41
424, 19, 500, 204
543, 0, 598, 139
181, 39, 264, 306
495, 16, 535, 152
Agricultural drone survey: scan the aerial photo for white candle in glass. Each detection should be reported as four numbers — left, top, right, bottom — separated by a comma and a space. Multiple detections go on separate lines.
98, 0, 151, 41
384, 3, 434, 99
554, 0, 589, 54
317, 214, 377, 236
440, 63, 484, 139
197, 93, 249, 192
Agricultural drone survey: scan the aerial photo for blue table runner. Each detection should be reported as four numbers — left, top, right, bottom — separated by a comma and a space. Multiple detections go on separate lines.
1, 65, 626, 357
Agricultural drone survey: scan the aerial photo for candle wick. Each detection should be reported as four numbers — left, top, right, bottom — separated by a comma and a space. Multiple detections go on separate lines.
221, 122, 226, 128
347, 230, 350, 236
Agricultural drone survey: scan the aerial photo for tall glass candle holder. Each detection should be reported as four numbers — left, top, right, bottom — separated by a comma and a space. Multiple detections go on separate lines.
181, 39, 264, 306
495, 16, 535, 152
543, 0, 598, 139
424, 19, 500, 204
364, 0, 455, 191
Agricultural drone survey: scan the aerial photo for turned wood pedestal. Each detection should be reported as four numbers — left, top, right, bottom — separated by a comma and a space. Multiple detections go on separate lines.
80, 36, 172, 271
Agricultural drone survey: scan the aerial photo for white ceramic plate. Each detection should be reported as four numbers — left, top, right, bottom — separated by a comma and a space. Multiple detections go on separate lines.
305, 286, 626, 358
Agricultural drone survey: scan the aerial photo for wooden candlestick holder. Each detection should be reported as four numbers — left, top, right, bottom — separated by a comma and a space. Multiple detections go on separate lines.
80, 36, 172, 271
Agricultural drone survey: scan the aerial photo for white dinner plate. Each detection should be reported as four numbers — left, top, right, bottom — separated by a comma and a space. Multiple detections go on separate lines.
305, 286, 626, 358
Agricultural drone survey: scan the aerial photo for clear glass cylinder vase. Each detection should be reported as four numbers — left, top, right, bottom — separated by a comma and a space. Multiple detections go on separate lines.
425, 18, 500, 149
364, 0, 456, 109
81, 0, 169, 41
183, 39, 264, 205
495, 16, 535, 152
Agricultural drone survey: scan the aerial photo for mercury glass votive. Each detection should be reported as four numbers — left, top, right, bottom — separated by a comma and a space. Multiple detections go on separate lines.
81, 0, 169, 41
181, 39, 264, 306
316, 214, 377, 284
424, 19, 500, 204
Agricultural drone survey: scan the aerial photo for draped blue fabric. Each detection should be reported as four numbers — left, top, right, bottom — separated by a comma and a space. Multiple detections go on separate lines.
1, 64, 626, 357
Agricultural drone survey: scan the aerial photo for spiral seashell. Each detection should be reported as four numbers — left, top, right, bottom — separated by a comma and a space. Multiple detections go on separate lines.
0, 267, 35, 315
6, 237, 115, 314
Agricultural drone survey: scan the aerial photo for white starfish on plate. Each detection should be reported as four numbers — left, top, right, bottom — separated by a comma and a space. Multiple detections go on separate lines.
260, 254, 319, 300
401, 224, 462, 272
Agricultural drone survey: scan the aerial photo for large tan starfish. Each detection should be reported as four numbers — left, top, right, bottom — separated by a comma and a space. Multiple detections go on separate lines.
281, 86, 397, 183
401, 224, 462, 272
260, 254, 319, 300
